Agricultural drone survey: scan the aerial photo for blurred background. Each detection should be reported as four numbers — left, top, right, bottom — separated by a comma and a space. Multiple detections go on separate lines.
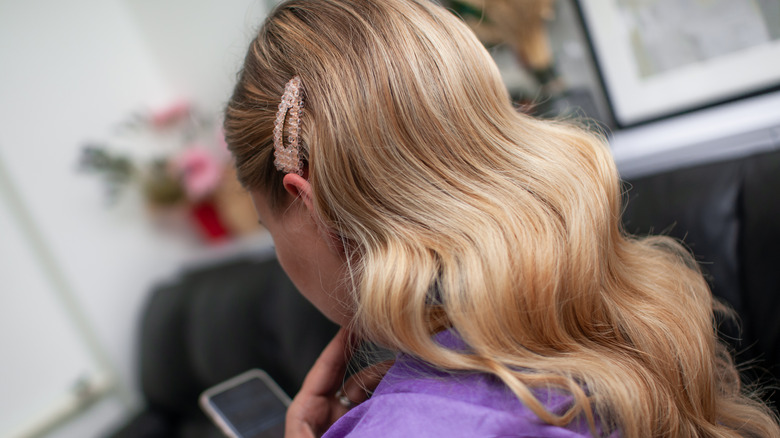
1, 0, 779, 437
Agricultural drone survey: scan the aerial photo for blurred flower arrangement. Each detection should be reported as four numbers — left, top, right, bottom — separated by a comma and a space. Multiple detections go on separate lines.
79, 101, 260, 243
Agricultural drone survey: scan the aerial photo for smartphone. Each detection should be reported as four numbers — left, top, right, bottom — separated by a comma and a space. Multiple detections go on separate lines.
199, 369, 291, 438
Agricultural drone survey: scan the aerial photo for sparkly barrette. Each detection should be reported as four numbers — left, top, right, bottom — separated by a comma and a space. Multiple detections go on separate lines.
273, 75, 305, 176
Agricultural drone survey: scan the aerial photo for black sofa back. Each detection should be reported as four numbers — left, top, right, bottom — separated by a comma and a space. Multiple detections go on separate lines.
622, 149, 780, 411
110, 256, 339, 438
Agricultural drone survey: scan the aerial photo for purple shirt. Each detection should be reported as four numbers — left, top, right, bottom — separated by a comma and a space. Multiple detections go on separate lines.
324, 330, 611, 437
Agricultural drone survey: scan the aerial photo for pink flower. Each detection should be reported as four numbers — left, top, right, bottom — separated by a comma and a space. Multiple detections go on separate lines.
151, 100, 190, 128
174, 146, 223, 201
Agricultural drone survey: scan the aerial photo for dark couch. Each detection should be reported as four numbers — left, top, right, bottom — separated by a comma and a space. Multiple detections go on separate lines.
622, 148, 780, 411
109, 255, 339, 438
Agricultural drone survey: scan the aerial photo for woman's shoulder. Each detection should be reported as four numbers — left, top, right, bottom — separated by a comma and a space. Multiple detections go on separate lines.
324, 348, 596, 437
326, 391, 574, 437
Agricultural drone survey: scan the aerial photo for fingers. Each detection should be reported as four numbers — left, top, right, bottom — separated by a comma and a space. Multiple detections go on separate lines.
340, 359, 395, 406
285, 333, 395, 438
286, 329, 356, 438
298, 328, 357, 397
284, 417, 316, 438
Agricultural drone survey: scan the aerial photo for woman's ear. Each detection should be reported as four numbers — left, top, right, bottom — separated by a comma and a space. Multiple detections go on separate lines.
283, 172, 347, 255
282, 173, 314, 213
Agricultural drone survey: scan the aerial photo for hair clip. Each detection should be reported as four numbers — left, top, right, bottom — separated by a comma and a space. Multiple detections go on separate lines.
273, 75, 305, 176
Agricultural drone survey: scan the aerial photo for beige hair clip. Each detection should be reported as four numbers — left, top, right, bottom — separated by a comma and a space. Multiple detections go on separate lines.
273, 75, 305, 176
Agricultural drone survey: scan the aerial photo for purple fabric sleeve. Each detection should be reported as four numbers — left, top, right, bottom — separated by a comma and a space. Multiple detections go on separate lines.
323, 330, 611, 437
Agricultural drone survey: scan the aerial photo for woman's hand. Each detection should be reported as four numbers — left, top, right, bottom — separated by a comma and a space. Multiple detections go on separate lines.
284, 328, 393, 438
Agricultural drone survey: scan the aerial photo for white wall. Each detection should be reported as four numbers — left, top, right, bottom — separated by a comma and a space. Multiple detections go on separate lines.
0, 1, 269, 436
124, 0, 270, 112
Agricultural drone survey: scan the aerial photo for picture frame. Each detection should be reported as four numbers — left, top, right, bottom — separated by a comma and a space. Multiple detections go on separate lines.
576, 0, 780, 128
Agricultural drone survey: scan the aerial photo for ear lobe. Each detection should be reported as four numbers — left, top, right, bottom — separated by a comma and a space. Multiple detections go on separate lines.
284, 173, 347, 255
282, 173, 314, 213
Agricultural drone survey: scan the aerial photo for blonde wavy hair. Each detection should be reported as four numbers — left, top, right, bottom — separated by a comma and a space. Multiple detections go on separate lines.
224, 0, 779, 436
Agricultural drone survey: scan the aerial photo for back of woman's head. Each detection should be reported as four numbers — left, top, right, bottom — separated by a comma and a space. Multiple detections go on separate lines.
225, 0, 620, 337
226, 0, 519, 209
225, 1, 779, 436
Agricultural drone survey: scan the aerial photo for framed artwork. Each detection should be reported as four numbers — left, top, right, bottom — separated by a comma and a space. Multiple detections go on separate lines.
577, 0, 780, 128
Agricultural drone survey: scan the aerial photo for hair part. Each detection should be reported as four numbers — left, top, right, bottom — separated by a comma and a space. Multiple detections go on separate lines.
224, 1, 780, 436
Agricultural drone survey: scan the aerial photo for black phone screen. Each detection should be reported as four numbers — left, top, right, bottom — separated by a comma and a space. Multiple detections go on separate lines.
207, 377, 287, 438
